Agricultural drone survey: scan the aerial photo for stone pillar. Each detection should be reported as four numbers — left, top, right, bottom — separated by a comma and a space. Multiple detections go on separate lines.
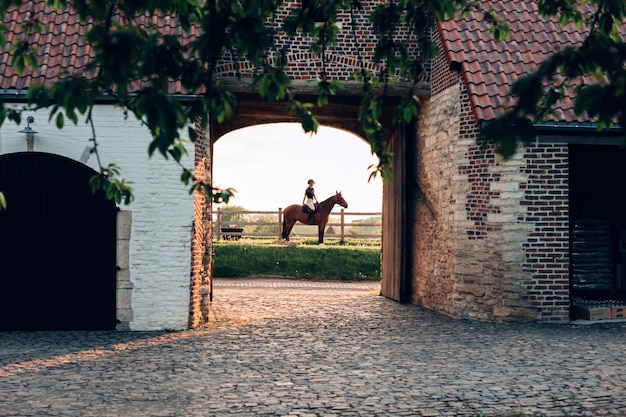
116, 210, 133, 330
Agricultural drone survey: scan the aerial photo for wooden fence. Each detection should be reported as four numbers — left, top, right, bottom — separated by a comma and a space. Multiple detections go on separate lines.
213, 208, 382, 240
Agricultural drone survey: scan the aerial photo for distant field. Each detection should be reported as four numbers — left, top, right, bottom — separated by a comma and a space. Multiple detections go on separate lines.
213, 239, 381, 281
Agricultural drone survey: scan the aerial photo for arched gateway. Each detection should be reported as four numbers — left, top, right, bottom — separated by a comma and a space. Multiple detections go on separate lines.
188, 84, 419, 327
185, 0, 430, 326
0, 153, 117, 330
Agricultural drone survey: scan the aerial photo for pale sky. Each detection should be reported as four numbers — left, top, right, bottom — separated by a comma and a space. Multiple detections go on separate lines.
212, 123, 383, 213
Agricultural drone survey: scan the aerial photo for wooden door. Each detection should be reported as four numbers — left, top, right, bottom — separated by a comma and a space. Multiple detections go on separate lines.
0, 152, 117, 330
381, 127, 409, 302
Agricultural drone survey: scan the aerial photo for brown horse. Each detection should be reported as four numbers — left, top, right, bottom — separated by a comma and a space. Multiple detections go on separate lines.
281, 192, 348, 244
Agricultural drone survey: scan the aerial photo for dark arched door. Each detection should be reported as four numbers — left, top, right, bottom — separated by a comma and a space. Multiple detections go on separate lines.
0, 152, 117, 330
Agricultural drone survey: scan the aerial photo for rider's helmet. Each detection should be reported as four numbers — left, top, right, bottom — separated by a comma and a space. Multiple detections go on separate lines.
308, 179, 315, 184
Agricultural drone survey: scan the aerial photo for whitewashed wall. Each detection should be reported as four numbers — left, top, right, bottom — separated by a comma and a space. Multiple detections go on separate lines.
0, 105, 193, 330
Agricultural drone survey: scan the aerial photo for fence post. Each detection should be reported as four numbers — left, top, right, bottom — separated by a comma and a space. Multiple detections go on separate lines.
216, 207, 221, 241
340, 208, 345, 241
278, 208, 283, 240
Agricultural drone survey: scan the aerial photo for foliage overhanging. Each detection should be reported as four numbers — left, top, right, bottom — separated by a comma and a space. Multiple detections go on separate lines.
1, 0, 625, 210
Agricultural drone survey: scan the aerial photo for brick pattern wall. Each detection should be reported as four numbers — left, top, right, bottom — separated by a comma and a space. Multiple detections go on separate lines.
416, 80, 567, 322
214, 2, 426, 83
0, 4, 573, 328
189, 122, 212, 328
133, 124, 194, 330
430, 30, 460, 96
457, 81, 493, 239
519, 144, 570, 322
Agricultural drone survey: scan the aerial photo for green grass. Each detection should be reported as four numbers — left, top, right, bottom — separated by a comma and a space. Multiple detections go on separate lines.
213, 240, 381, 281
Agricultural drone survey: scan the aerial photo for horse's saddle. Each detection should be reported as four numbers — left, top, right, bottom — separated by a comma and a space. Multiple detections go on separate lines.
302, 204, 317, 214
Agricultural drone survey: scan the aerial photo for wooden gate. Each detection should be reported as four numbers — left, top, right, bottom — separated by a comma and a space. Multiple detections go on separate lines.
0, 152, 117, 330
381, 127, 409, 302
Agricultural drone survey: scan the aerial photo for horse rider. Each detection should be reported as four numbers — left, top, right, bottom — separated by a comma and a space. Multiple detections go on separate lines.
303, 179, 319, 222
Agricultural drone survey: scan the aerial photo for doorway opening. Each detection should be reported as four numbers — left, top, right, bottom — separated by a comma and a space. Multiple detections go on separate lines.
210, 123, 383, 280
569, 144, 626, 314
0, 152, 118, 330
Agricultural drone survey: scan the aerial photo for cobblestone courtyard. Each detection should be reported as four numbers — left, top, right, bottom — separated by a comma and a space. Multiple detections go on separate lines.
1, 278, 625, 416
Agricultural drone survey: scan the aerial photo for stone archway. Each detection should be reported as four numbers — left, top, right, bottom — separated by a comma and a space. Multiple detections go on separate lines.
189, 81, 418, 325
212, 89, 365, 139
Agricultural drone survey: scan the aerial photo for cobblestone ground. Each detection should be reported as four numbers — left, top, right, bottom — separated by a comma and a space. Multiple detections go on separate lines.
1, 278, 626, 417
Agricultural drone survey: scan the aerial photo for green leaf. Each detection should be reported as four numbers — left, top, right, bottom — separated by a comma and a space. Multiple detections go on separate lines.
575, 85, 603, 116
55, 112, 65, 129
301, 111, 319, 133
188, 127, 197, 142
181, 169, 193, 185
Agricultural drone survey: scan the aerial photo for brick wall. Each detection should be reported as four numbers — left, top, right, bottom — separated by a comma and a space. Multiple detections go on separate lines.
214, 2, 425, 83
0, 3, 574, 328
0, 106, 193, 330
414, 32, 571, 322
519, 144, 570, 322
189, 122, 212, 328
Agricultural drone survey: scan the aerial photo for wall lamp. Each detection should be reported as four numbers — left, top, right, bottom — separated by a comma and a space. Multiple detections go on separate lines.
18, 116, 38, 152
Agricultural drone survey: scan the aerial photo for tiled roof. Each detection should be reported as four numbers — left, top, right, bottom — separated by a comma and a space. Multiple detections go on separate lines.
1, 0, 609, 125
0, 1, 197, 94
438, 0, 595, 124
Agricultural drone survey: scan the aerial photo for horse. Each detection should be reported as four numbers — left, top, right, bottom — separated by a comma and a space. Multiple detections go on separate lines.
281, 191, 348, 244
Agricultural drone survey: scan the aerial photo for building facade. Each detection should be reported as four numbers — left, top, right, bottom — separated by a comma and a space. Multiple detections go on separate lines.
1, 0, 623, 330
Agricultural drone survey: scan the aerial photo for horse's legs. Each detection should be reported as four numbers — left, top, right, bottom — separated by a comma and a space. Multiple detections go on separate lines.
283, 219, 296, 241
318, 223, 325, 244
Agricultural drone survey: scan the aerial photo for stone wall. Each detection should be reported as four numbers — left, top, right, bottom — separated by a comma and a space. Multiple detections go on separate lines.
414, 52, 571, 323
413, 81, 465, 317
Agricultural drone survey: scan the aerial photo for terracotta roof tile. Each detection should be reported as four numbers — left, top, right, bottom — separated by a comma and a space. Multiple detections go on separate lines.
438, 0, 603, 124
1, 0, 612, 125
0, 0, 197, 94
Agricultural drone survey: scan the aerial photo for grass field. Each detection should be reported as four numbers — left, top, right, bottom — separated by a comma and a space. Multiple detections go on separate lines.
213, 239, 381, 281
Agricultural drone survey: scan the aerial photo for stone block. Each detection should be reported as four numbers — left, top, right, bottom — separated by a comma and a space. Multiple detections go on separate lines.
117, 286, 133, 309
492, 306, 511, 317
117, 308, 134, 322
116, 268, 130, 283
199, 284, 210, 296
455, 271, 481, 283
487, 213, 516, 223
490, 182, 519, 192
510, 308, 540, 319
115, 321, 131, 331
455, 283, 485, 297
116, 210, 132, 240
116, 239, 130, 269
